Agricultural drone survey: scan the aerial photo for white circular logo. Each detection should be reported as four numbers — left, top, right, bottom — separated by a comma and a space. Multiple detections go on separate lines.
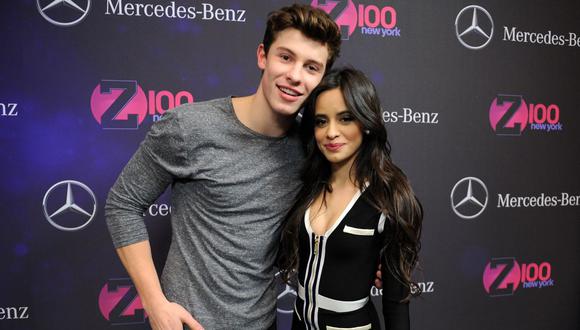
275, 271, 297, 314
455, 5, 494, 50
42, 180, 97, 231
37, 0, 91, 27
450, 177, 488, 219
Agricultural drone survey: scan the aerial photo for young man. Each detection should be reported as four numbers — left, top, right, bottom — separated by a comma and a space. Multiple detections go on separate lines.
105, 4, 341, 330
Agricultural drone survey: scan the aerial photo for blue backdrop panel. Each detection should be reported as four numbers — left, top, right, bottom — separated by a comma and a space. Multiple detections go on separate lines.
0, 1, 578, 329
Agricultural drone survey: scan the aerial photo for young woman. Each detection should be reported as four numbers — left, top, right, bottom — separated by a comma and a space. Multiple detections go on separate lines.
279, 68, 423, 330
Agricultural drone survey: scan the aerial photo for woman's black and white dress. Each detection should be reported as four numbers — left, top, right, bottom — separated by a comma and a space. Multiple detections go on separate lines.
292, 188, 409, 330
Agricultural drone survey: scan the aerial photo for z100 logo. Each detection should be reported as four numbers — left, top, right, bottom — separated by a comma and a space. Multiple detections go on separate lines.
0, 103, 18, 117
311, 0, 400, 39
90, 80, 194, 129
482, 257, 555, 297
99, 278, 147, 324
489, 94, 563, 135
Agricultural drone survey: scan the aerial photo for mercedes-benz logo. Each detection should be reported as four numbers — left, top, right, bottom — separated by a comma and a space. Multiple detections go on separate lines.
37, 0, 91, 27
450, 177, 488, 219
455, 5, 494, 50
275, 271, 297, 314
42, 180, 97, 231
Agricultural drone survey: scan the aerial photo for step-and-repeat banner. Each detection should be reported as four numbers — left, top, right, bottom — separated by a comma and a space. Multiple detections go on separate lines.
1, 1, 578, 329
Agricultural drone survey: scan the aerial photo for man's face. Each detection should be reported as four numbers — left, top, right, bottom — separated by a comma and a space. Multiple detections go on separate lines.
257, 28, 330, 117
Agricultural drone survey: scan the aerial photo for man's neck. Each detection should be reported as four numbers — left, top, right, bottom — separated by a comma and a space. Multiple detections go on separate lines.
232, 91, 295, 137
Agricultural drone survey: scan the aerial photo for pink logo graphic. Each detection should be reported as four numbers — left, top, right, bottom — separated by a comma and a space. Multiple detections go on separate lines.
91, 80, 148, 129
489, 94, 562, 135
98, 279, 147, 324
483, 258, 521, 296
489, 95, 528, 135
311, 0, 357, 37
311, 0, 398, 38
483, 258, 554, 297
90, 80, 194, 129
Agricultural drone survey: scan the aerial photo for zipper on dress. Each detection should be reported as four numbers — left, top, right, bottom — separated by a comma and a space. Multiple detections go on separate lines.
306, 234, 321, 329
314, 236, 319, 255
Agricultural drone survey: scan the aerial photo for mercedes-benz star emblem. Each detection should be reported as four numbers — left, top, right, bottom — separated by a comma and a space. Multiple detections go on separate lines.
42, 180, 97, 231
275, 271, 297, 314
450, 177, 488, 219
455, 5, 494, 50
37, 0, 91, 27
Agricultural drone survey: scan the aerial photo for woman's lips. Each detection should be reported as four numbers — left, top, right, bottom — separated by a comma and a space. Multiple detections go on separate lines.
324, 143, 345, 151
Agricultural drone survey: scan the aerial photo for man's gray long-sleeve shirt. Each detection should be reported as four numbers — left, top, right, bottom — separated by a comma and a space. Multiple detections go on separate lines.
105, 97, 303, 329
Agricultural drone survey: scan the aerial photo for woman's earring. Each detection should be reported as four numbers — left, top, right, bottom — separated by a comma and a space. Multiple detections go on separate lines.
364, 129, 370, 135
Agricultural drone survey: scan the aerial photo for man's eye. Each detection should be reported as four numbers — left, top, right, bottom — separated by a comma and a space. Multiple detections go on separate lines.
281, 54, 291, 61
308, 65, 320, 72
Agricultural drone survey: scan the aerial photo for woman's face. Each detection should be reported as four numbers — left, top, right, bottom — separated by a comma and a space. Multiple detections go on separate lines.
314, 88, 363, 167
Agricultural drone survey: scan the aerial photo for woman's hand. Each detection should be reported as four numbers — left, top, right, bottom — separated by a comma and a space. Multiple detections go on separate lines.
374, 263, 383, 288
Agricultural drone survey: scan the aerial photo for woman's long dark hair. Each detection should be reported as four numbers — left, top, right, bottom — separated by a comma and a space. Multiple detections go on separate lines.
278, 67, 423, 300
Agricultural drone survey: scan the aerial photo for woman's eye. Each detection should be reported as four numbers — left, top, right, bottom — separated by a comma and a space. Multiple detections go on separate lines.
314, 118, 327, 127
340, 115, 355, 122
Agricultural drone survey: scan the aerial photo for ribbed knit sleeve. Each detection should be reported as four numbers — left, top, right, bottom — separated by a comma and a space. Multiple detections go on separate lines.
105, 108, 189, 248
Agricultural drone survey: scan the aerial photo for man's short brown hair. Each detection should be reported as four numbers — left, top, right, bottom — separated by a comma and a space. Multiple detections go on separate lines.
262, 4, 342, 71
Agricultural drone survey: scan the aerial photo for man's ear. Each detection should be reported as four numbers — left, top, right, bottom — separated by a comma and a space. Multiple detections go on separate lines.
257, 43, 267, 70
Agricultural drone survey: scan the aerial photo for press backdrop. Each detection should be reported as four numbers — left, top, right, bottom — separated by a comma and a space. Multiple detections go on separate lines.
1, 1, 579, 329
